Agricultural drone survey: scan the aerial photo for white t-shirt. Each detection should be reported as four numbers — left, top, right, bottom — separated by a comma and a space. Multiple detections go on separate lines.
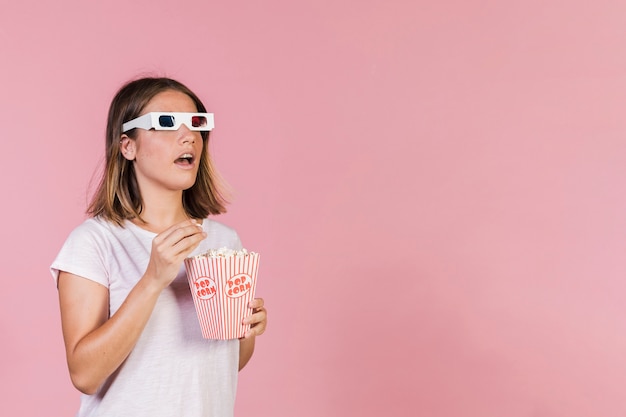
51, 217, 242, 417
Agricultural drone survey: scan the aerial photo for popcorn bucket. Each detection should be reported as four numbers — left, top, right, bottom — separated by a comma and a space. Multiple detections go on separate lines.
184, 249, 260, 339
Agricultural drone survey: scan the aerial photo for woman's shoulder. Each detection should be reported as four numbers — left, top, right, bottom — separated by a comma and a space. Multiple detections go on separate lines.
201, 218, 243, 250
68, 216, 119, 235
62, 216, 127, 247
202, 218, 237, 234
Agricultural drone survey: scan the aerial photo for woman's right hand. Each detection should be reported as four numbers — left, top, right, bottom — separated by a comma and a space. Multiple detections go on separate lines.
144, 220, 206, 289
58, 219, 206, 395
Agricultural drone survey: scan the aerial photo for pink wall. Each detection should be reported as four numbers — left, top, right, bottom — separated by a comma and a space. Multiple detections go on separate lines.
2, 1, 626, 416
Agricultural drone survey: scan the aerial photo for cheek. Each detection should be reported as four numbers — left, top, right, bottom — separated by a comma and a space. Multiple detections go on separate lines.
135, 146, 154, 161
135, 139, 164, 160
135, 150, 168, 169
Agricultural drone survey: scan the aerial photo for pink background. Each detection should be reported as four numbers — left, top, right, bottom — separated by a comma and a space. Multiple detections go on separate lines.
2, 1, 626, 416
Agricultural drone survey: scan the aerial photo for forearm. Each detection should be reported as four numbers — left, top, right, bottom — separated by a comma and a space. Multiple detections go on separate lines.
238, 297, 266, 371
64, 275, 162, 394
238, 335, 256, 371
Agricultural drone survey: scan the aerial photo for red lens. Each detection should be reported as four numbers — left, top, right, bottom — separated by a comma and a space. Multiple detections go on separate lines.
191, 116, 207, 128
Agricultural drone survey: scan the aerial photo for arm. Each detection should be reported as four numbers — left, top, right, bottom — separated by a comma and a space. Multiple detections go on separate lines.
58, 220, 206, 394
238, 298, 267, 371
58, 271, 163, 394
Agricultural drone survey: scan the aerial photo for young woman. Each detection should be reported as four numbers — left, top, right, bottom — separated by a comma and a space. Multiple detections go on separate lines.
51, 77, 267, 417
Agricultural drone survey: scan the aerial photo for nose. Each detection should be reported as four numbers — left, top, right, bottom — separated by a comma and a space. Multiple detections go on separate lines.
178, 124, 196, 144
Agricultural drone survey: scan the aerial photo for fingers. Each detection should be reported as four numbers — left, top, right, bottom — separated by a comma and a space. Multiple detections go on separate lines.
248, 297, 264, 309
147, 220, 207, 286
243, 298, 267, 338
158, 220, 205, 244
154, 220, 206, 258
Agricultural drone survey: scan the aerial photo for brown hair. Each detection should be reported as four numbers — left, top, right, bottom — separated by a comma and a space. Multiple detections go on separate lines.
87, 77, 229, 225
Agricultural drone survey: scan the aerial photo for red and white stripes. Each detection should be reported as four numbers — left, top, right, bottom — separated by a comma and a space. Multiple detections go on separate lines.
184, 252, 260, 339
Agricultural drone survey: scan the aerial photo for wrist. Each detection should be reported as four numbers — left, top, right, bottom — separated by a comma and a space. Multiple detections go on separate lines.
138, 271, 167, 295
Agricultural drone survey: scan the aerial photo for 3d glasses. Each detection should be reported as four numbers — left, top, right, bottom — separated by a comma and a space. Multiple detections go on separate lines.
122, 112, 214, 133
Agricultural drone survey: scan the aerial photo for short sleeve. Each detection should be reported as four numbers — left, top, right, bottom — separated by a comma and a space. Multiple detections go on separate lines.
50, 219, 111, 288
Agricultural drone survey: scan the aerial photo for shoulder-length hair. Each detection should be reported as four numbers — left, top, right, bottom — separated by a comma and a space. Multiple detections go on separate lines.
87, 77, 229, 226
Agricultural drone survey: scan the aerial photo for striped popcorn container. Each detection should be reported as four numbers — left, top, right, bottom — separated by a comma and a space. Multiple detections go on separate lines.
184, 249, 260, 340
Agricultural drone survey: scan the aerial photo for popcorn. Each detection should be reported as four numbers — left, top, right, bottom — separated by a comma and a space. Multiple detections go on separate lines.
184, 248, 260, 339
190, 247, 251, 259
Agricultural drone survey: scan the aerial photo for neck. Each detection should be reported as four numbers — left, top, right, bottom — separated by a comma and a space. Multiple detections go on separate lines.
133, 188, 190, 233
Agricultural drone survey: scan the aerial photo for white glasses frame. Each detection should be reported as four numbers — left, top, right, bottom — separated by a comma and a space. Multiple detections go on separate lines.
122, 112, 215, 133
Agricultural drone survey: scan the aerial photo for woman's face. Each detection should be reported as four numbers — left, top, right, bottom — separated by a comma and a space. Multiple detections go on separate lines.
123, 89, 204, 195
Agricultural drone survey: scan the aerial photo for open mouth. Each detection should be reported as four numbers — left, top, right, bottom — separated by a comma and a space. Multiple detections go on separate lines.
175, 153, 194, 165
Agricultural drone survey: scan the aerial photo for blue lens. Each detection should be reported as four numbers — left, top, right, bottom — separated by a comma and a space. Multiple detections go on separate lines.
158, 115, 175, 128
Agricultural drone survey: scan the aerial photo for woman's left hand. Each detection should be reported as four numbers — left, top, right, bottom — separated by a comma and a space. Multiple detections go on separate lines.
243, 298, 267, 338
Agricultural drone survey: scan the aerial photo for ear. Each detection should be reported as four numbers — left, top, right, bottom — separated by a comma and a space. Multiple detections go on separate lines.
120, 135, 137, 161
